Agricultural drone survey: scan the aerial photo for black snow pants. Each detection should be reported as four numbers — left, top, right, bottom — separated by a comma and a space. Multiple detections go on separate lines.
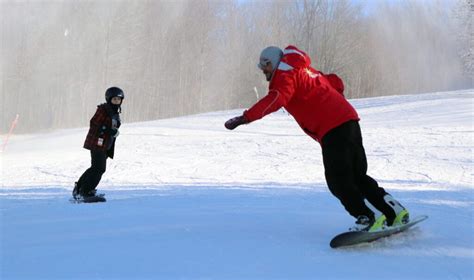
77, 150, 107, 195
321, 120, 396, 221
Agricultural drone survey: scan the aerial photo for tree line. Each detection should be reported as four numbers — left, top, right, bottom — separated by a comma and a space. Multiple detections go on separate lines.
1, 0, 472, 133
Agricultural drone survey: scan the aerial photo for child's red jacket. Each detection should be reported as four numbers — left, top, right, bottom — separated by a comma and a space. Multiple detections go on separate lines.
83, 104, 117, 158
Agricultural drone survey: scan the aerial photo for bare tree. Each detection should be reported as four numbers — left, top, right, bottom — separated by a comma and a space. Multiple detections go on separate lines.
453, 0, 473, 86
1, 0, 469, 133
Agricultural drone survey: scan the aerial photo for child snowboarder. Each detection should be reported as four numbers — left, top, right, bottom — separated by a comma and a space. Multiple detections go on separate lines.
73, 87, 124, 203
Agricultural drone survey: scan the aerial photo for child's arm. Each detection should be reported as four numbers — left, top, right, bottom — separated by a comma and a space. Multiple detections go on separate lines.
90, 107, 110, 137
91, 106, 119, 138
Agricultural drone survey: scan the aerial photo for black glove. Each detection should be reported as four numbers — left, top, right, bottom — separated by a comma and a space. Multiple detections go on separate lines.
110, 128, 120, 138
225, 115, 248, 130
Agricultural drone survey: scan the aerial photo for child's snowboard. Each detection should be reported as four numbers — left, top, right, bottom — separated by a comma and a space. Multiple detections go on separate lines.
330, 215, 428, 248
70, 194, 106, 203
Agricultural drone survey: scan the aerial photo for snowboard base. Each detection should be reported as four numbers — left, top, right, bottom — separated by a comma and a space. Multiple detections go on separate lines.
330, 215, 428, 248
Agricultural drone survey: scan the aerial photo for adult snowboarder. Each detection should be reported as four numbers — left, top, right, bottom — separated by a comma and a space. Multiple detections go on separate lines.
224, 45, 409, 231
73, 87, 124, 203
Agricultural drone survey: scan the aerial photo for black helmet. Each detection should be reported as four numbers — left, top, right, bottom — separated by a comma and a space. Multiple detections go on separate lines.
105, 87, 125, 103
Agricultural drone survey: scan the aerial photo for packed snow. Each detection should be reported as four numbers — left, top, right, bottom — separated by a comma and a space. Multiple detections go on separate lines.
1, 90, 473, 279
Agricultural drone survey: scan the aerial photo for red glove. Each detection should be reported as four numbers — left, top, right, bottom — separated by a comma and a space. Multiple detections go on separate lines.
225, 115, 248, 130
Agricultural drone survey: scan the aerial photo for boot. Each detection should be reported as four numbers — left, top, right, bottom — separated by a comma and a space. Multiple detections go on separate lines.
78, 189, 106, 203
384, 194, 410, 226
72, 182, 80, 199
350, 214, 387, 232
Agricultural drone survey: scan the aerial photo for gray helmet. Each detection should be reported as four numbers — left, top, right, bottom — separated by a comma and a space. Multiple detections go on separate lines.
257, 46, 283, 70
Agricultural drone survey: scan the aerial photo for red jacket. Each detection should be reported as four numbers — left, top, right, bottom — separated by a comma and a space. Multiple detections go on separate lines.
244, 45, 359, 142
83, 104, 117, 158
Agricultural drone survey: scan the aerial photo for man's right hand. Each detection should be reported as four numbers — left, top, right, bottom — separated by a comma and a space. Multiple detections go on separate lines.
225, 115, 248, 130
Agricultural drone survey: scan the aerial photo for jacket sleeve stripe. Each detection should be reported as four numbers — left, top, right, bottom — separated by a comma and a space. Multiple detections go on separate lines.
260, 89, 281, 118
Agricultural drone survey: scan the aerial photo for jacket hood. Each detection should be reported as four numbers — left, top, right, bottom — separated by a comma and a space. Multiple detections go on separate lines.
280, 45, 312, 69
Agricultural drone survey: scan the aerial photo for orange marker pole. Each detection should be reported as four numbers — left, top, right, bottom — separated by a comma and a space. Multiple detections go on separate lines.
2, 114, 19, 152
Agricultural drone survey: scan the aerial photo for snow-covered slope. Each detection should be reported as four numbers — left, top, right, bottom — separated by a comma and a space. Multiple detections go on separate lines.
1, 90, 473, 279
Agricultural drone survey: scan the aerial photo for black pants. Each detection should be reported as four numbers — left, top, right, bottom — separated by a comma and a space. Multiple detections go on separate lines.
321, 120, 396, 221
77, 150, 107, 195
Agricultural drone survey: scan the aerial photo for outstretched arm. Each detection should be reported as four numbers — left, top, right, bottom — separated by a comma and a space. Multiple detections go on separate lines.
224, 71, 295, 130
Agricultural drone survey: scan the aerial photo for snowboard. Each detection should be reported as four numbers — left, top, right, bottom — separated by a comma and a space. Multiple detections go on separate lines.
70, 193, 106, 204
330, 215, 428, 248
